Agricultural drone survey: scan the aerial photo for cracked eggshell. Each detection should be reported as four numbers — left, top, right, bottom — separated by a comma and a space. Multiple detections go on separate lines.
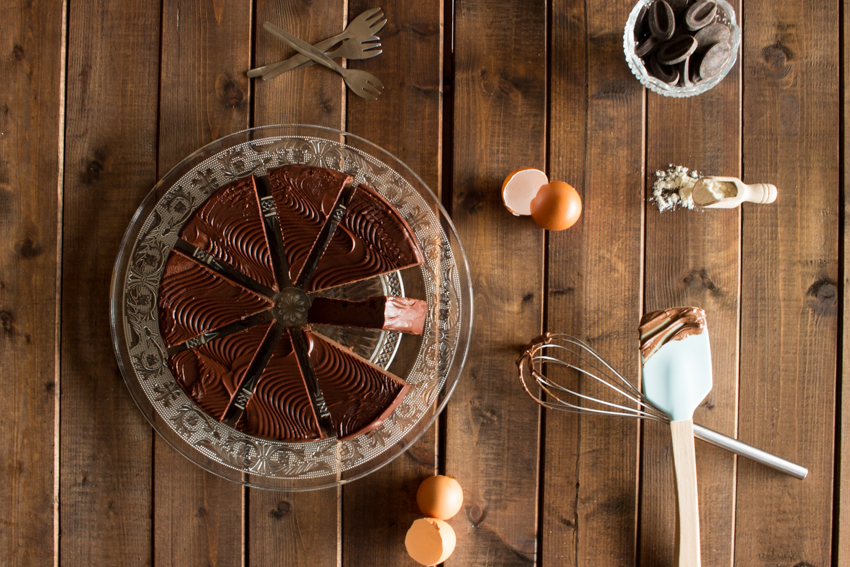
405, 518, 457, 566
502, 168, 549, 216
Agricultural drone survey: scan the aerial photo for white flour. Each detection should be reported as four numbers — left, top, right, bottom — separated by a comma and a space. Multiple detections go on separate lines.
651, 165, 702, 212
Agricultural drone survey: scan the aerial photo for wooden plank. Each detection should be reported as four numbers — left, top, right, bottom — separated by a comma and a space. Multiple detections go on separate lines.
734, 0, 839, 563
639, 4, 742, 565
59, 0, 161, 564
153, 0, 251, 565
341, 0, 443, 564
445, 0, 545, 565
840, 0, 850, 561
247, 2, 346, 565
0, 0, 65, 564
544, 1, 645, 565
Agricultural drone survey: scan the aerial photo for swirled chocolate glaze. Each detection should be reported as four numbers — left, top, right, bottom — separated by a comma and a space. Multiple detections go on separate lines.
180, 176, 277, 290
308, 183, 425, 292
157, 165, 423, 443
158, 253, 272, 347
237, 332, 323, 441
267, 165, 351, 285
168, 323, 272, 419
308, 296, 427, 335
639, 306, 707, 362
306, 331, 410, 440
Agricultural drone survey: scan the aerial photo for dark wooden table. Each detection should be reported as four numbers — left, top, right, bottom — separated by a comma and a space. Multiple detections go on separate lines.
1, 0, 845, 564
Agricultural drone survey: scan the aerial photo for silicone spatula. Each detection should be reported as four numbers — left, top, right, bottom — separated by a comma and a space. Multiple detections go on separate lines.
641, 318, 713, 567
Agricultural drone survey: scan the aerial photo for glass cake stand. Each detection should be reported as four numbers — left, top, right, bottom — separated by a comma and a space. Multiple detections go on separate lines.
110, 125, 472, 491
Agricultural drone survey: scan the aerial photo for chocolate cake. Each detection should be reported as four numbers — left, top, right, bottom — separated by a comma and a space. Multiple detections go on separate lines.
309, 296, 427, 335
158, 165, 426, 443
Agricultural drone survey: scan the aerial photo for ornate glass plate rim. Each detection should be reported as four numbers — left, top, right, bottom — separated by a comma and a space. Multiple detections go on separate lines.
109, 125, 473, 491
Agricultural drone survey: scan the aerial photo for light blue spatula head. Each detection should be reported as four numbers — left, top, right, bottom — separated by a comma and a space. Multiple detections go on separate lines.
642, 332, 713, 422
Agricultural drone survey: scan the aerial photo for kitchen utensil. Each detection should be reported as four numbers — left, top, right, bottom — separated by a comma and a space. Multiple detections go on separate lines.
691, 176, 778, 208
515, 333, 808, 479
262, 22, 384, 99
641, 312, 713, 567
247, 8, 386, 79
250, 35, 383, 81
111, 124, 472, 490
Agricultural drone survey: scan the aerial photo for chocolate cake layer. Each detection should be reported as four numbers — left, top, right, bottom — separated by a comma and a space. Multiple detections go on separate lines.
309, 296, 427, 335
267, 165, 352, 286
179, 176, 277, 290
158, 252, 273, 348
168, 322, 272, 420
237, 331, 323, 441
308, 183, 425, 292
306, 331, 410, 440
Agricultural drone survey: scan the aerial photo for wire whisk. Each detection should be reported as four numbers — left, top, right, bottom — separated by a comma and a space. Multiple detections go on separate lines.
516, 332, 808, 480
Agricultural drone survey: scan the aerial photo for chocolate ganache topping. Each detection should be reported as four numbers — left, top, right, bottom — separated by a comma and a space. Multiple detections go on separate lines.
158, 252, 272, 348
639, 306, 707, 362
237, 331, 323, 441
180, 176, 277, 290
304, 331, 410, 440
308, 183, 426, 293
158, 165, 427, 443
268, 165, 351, 285
168, 322, 272, 419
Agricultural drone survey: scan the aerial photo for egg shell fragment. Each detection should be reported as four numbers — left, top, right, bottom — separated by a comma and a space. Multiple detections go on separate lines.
502, 168, 549, 216
405, 518, 457, 566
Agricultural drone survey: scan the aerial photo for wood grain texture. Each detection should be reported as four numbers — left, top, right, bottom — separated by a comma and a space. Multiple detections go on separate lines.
840, 1, 850, 562
248, 2, 345, 565
640, 8, 742, 564
0, 0, 65, 564
342, 1, 443, 565
153, 0, 251, 565
445, 0, 545, 565
60, 0, 161, 564
735, 0, 839, 564
544, 2, 645, 566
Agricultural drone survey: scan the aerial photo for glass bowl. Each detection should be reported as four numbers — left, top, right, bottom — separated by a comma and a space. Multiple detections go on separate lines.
624, 0, 741, 98
110, 125, 473, 491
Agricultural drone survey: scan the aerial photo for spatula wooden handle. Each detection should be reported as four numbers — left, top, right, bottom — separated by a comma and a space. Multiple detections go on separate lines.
670, 419, 701, 567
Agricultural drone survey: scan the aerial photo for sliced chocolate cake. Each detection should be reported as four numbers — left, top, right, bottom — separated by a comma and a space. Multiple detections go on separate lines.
179, 176, 277, 291
157, 165, 427, 443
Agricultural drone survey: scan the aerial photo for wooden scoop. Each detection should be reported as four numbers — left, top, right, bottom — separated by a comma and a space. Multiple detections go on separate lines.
691, 176, 777, 208
640, 308, 713, 567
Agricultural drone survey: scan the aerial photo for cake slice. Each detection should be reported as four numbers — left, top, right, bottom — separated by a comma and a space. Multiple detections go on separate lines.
305, 330, 410, 440
267, 165, 352, 285
235, 331, 324, 442
168, 322, 271, 420
179, 176, 277, 291
158, 252, 272, 348
306, 182, 426, 293
308, 296, 427, 335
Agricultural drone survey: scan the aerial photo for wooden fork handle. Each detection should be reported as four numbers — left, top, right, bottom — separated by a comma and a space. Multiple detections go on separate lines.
670, 419, 701, 567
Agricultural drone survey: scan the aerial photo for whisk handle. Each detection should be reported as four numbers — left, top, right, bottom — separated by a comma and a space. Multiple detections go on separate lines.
692, 424, 808, 480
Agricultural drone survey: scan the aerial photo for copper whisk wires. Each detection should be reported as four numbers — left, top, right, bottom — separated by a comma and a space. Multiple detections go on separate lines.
517, 333, 668, 422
